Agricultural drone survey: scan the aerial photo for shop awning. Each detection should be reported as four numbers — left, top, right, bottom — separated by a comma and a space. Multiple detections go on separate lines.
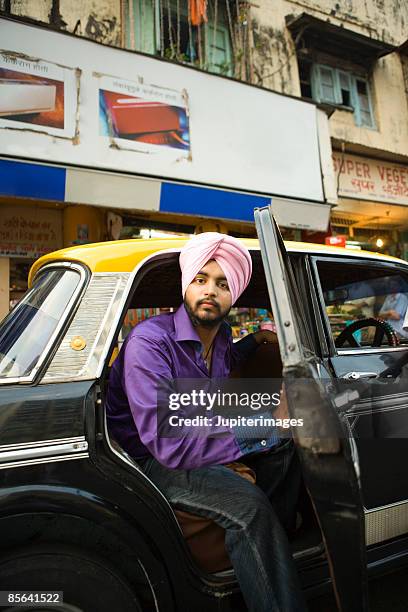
286, 13, 396, 66
271, 197, 332, 232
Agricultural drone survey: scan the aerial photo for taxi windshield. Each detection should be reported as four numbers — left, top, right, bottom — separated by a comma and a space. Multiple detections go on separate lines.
0, 268, 80, 379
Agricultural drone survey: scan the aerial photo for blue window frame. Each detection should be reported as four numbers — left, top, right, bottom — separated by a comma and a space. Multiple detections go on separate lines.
311, 63, 375, 128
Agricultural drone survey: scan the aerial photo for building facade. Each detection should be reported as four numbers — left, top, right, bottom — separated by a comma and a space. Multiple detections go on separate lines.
0, 0, 407, 316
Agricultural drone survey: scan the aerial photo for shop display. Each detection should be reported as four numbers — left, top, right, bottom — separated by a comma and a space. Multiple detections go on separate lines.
227, 307, 276, 339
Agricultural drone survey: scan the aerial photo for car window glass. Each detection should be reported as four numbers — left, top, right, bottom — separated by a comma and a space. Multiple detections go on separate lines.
0, 269, 80, 378
316, 261, 408, 347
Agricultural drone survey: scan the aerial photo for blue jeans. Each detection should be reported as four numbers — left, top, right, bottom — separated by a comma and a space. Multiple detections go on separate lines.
140, 440, 307, 612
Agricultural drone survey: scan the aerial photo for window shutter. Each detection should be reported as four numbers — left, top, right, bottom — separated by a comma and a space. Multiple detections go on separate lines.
354, 78, 375, 127
311, 64, 337, 103
318, 65, 337, 103
125, 0, 157, 54
205, 22, 233, 75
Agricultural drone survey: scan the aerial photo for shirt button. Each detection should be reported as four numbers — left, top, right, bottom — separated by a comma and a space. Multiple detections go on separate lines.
261, 440, 267, 446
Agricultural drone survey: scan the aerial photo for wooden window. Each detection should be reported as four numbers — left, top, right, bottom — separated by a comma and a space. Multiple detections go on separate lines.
310, 63, 375, 128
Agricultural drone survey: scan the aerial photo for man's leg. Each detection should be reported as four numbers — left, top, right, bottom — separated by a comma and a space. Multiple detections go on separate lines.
140, 457, 306, 612
243, 439, 302, 533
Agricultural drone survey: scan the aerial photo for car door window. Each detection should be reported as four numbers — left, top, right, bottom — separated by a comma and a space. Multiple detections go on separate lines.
0, 268, 82, 379
315, 259, 408, 348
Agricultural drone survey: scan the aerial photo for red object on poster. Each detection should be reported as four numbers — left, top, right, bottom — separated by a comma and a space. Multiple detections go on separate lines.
189, 0, 208, 26
325, 235, 347, 247
103, 91, 181, 135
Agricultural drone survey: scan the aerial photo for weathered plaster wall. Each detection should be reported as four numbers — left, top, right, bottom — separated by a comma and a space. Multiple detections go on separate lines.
250, 0, 408, 158
283, 0, 407, 45
7, 0, 122, 45
250, 2, 300, 95
10, 0, 53, 23
60, 0, 121, 46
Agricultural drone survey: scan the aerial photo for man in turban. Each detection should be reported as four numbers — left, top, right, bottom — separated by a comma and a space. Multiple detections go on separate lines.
106, 232, 305, 612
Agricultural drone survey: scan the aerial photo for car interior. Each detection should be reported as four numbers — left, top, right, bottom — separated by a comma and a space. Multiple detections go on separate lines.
316, 261, 408, 348
104, 249, 324, 577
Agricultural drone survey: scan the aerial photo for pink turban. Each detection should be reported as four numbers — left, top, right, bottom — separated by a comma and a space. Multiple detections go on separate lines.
179, 232, 252, 305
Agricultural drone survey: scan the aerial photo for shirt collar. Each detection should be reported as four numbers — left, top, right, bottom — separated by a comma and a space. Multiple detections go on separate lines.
174, 304, 201, 343
174, 304, 231, 345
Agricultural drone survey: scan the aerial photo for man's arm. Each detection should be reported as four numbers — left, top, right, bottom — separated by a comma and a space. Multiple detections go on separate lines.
231, 329, 278, 369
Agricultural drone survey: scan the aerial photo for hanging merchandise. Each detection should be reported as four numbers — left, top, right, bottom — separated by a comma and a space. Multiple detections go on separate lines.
189, 0, 207, 26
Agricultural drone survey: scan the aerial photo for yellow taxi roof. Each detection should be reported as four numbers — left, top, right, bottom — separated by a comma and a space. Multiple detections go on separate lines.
29, 237, 406, 286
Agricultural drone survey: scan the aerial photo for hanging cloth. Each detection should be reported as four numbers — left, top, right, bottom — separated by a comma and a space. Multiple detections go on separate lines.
189, 0, 208, 26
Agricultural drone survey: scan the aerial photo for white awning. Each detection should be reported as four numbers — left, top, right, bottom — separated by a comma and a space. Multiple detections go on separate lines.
271, 197, 332, 232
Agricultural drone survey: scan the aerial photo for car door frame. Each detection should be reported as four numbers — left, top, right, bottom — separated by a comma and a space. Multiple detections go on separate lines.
255, 205, 369, 612
308, 253, 408, 546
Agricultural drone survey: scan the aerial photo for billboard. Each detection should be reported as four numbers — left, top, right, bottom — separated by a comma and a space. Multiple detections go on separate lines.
0, 20, 327, 202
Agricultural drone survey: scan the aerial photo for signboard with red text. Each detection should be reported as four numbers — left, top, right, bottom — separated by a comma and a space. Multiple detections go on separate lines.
332, 152, 408, 206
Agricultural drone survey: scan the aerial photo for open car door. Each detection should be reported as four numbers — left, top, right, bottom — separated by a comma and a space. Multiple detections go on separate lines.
255, 205, 369, 612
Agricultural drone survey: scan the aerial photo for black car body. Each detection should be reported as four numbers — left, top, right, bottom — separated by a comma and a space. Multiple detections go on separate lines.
1, 208, 408, 611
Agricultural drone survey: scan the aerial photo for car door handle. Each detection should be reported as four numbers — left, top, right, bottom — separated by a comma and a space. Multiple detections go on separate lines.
342, 371, 378, 380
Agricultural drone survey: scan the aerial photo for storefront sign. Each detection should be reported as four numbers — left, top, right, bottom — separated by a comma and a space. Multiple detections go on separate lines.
0, 51, 78, 139
0, 206, 62, 258
333, 152, 408, 206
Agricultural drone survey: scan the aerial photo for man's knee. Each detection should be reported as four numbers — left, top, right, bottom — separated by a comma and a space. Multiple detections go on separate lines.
227, 482, 275, 528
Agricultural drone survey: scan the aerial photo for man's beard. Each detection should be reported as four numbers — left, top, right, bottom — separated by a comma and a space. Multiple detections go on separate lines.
184, 298, 229, 328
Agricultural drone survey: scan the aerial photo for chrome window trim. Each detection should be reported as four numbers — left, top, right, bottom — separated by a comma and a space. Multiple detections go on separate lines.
0, 435, 86, 452
288, 247, 408, 265
0, 453, 89, 470
41, 273, 130, 383
0, 438, 88, 464
0, 262, 89, 385
338, 346, 408, 356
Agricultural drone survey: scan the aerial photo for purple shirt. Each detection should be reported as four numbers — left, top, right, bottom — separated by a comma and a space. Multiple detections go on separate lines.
106, 304, 259, 469
106, 305, 279, 469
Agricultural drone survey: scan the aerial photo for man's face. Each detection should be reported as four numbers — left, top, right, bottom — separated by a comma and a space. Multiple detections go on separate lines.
184, 259, 232, 328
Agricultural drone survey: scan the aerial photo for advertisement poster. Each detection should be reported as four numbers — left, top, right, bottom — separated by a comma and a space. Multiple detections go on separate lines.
0, 51, 78, 139
98, 74, 190, 156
